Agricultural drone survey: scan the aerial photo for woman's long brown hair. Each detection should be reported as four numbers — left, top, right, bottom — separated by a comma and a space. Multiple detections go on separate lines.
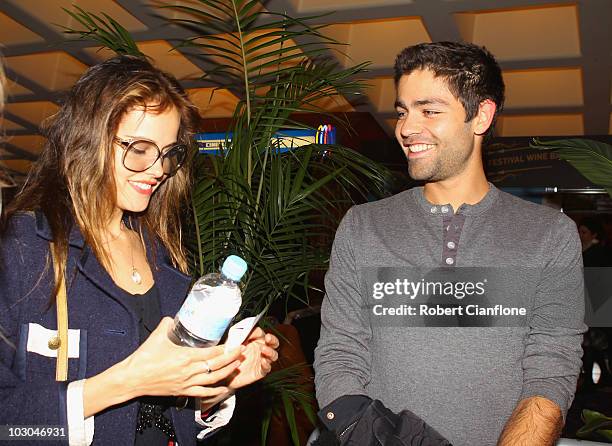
0, 57, 5, 113
2, 56, 200, 301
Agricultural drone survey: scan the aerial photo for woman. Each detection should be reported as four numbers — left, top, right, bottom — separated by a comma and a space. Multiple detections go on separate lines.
0, 55, 279, 445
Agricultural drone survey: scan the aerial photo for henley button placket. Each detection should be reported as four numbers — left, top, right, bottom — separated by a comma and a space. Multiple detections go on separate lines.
441, 207, 465, 267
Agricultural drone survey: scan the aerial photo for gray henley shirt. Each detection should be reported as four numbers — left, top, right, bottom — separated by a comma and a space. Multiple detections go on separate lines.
314, 184, 586, 446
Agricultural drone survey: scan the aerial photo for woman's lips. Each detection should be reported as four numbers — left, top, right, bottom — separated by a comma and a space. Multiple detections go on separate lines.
128, 180, 155, 196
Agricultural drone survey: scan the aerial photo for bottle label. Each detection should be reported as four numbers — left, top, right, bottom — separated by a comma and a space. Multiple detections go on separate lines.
177, 285, 240, 342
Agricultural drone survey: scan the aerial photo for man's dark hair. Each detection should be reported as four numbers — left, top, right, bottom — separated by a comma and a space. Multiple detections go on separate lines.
581, 217, 605, 240
394, 41, 505, 138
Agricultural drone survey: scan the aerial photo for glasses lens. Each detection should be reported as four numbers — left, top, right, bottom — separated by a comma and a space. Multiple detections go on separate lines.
123, 141, 160, 172
161, 145, 187, 175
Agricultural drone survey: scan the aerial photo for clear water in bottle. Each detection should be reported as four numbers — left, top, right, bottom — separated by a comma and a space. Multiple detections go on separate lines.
170, 255, 247, 347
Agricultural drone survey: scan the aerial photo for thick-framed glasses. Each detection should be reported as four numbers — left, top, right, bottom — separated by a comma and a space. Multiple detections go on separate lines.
114, 137, 188, 176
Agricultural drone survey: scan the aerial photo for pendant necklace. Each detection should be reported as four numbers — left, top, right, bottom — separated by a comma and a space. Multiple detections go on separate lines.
127, 223, 143, 285
131, 251, 142, 284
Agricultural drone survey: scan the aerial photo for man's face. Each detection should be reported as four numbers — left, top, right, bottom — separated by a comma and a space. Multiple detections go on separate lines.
578, 225, 596, 248
394, 69, 479, 182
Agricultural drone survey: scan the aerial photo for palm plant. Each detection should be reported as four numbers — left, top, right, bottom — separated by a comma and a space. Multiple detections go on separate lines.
577, 409, 612, 442
168, 2, 388, 314
63, 2, 389, 444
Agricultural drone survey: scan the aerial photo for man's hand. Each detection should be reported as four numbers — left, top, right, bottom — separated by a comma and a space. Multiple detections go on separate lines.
497, 396, 563, 446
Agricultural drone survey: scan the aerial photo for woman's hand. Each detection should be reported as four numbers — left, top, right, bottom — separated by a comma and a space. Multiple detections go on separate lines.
121, 317, 244, 398
83, 317, 243, 418
226, 327, 279, 390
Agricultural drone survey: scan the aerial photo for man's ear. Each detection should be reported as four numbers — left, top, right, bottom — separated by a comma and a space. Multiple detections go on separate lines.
473, 99, 497, 135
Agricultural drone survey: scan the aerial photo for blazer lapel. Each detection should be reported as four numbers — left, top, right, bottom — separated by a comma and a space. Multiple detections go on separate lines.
77, 239, 192, 317
144, 229, 193, 317
76, 246, 128, 307
154, 255, 193, 318
37, 210, 192, 314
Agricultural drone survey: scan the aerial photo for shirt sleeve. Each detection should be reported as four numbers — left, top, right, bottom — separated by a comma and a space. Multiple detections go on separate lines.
67, 380, 94, 446
314, 207, 372, 408
520, 212, 587, 418
195, 395, 236, 441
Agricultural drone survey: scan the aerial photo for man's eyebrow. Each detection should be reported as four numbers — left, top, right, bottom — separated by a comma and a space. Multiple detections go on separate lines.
413, 97, 450, 107
394, 97, 450, 109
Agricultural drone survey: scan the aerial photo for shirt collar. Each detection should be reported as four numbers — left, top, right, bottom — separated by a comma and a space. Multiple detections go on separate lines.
412, 182, 499, 216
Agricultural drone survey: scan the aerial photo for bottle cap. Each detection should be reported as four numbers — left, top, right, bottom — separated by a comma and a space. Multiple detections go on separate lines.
221, 255, 248, 282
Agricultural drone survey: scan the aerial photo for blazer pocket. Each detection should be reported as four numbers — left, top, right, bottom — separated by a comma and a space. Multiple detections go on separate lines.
20, 323, 88, 381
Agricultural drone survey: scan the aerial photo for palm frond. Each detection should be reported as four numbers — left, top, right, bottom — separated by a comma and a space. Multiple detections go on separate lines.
531, 138, 612, 196
60, 6, 145, 57
258, 364, 317, 445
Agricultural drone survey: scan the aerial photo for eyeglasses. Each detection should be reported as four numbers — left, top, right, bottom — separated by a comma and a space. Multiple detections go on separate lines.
114, 137, 188, 176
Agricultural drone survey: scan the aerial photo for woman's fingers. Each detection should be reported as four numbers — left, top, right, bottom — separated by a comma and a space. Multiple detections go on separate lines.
265, 333, 280, 348
180, 344, 225, 358
261, 361, 272, 374
187, 359, 241, 388
178, 343, 243, 376
200, 345, 243, 367
183, 346, 243, 378
183, 385, 231, 399
247, 327, 265, 341
261, 345, 279, 361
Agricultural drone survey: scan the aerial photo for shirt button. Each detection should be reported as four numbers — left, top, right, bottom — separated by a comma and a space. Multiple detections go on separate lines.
445, 257, 454, 265
326, 411, 335, 420
447, 241, 456, 249
430, 207, 437, 214
441, 206, 449, 213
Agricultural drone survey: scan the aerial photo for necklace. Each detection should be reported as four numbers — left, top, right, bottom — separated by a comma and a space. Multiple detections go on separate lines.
105, 221, 145, 285
130, 245, 142, 285
119, 220, 143, 285
129, 229, 143, 285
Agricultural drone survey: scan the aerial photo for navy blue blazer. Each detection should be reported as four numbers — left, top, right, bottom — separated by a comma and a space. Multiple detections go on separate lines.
0, 212, 203, 445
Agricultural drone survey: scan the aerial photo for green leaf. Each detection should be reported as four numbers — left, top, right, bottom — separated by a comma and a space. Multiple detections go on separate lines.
599, 429, 612, 441
299, 396, 317, 427
577, 409, 612, 438
531, 138, 612, 194
282, 392, 300, 446
60, 6, 145, 57
582, 409, 610, 424
260, 406, 273, 445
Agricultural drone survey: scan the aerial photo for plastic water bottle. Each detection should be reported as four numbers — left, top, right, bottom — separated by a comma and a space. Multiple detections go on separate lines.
170, 255, 247, 347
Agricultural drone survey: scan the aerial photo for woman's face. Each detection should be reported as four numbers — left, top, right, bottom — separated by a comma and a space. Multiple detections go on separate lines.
112, 105, 181, 214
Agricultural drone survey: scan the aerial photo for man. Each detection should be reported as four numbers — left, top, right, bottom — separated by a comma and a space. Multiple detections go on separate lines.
314, 42, 585, 445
